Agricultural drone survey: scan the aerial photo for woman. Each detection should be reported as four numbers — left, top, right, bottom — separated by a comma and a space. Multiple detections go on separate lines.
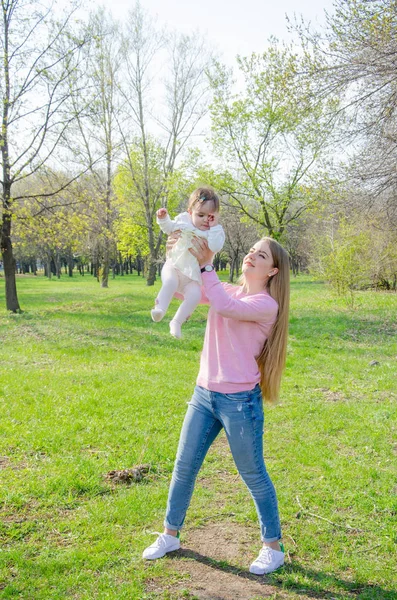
143, 235, 290, 575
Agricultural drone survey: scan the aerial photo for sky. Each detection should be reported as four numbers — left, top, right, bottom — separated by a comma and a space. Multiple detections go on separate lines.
85, 0, 336, 64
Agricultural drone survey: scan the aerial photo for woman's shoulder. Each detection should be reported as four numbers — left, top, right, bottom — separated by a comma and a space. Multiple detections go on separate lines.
262, 291, 279, 311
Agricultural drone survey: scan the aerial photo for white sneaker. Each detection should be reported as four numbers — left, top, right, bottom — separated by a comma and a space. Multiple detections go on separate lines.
249, 545, 284, 575
142, 532, 180, 560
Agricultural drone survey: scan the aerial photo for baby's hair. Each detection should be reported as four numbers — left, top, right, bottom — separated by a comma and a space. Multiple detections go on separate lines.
188, 186, 220, 212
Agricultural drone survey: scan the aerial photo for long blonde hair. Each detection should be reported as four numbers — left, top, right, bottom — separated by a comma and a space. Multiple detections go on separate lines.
241, 237, 290, 403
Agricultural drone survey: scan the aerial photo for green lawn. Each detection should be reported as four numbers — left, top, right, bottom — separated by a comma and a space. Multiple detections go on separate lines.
0, 273, 396, 599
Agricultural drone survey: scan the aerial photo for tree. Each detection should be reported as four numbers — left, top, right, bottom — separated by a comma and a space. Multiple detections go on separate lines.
67, 8, 124, 288
117, 2, 214, 285
293, 0, 397, 221
12, 173, 90, 278
0, 0, 91, 311
221, 207, 259, 282
209, 41, 338, 240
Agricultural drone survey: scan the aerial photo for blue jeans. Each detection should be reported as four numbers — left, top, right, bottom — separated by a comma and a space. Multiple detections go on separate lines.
164, 385, 281, 542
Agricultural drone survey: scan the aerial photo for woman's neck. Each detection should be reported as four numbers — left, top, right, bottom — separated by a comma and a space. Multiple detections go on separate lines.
243, 278, 269, 295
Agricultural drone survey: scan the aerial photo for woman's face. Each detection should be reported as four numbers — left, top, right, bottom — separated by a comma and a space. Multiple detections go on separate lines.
242, 240, 277, 284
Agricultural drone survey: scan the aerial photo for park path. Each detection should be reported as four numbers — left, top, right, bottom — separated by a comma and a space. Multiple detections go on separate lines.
144, 519, 345, 599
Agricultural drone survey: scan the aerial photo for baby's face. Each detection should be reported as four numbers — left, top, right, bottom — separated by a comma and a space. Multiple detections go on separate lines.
189, 201, 217, 231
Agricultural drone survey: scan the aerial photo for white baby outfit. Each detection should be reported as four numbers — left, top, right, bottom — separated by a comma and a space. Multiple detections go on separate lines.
154, 211, 225, 336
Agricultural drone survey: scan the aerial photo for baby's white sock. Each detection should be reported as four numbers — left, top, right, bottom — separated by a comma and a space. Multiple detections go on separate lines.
151, 308, 165, 322
170, 319, 182, 339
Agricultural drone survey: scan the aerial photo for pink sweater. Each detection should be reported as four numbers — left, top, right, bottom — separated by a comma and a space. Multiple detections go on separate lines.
196, 271, 278, 393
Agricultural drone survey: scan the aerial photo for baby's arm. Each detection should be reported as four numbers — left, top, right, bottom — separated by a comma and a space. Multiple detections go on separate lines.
207, 224, 225, 253
156, 208, 178, 235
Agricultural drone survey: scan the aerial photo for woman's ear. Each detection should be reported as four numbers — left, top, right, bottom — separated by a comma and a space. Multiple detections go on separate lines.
270, 268, 279, 276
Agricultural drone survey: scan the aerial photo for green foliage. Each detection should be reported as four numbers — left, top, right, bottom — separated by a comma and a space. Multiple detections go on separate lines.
12, 176, 90, 271
309, 210, 397, 305
209, 40, 338, 238
116, 216, 149, 259
323, 220, 371, 294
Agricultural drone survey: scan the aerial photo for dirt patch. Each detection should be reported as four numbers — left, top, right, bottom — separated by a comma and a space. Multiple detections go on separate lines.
145, 523, 301, 600
0, 456, 11, 469
0, 455, 28, 470
104, 464, 152, 484
181, 522, 259, 564
315, 388, 346, 402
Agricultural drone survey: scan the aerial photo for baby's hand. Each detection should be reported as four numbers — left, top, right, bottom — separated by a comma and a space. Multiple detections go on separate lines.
208, 213, 219, 227
157, 208, 168, 219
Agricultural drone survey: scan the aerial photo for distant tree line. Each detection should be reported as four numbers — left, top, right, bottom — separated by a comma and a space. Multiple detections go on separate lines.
1, 0, 396, 312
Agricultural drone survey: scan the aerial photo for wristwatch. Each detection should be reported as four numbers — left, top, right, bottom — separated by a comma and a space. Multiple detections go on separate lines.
200, 264, 215, 273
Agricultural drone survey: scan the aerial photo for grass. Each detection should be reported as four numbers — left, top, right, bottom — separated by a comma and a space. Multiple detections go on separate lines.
0, 272, 396, 599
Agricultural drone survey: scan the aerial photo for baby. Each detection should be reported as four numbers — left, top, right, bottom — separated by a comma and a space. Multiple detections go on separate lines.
152, 187, 225, 338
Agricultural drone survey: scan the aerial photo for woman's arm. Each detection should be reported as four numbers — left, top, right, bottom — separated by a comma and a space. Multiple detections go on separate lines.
202, 271, 278, 321
189, 236, 278, 322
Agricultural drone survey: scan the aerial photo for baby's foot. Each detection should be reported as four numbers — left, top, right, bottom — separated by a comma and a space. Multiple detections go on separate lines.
170, 319, 182, 339
151, 308, 165, 322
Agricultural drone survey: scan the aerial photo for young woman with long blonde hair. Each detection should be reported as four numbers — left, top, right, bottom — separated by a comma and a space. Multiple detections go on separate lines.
142, 234, 290, 575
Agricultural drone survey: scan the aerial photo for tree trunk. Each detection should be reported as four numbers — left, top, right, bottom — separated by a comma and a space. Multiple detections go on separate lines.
229, 257, 235, 282
101, 247, 109, 288
1, 213, 20, 312
67, 252, 74, 277
233, 253, 240, 279
46, 255, 52, 280
146, 224, 157, 286
146, 256, 157, 286
55, 251, 61, 279
0, 12, 20, 312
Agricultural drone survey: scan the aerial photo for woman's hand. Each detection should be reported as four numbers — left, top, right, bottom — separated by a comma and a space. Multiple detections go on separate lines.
189, 236, 215, 267
166, 231, 181, 257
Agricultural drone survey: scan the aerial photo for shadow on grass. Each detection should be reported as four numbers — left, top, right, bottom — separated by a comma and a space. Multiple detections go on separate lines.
169, 548, 395, 600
